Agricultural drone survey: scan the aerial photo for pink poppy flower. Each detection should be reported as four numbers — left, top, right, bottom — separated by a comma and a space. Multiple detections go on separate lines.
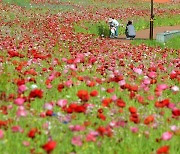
11, 125, 24, 133
65, 80, 73, 87
116, 120, 127, 127
156, 84, 168, 91
143, 86, 149, 92
118, 80, 126, 86
62, 58, 67, 62
143, 78, 151, 85
46, 84, 53, 89
48, 74, 55, 81
133, 68, 143, 75
171, 86, 179, 92
16, 106, 28, 117
42, 123, 49, 129
74, 58, 81, 63
69, 125, 85, 132
22, 141, 30, 147
148, 71, 157, 78
71, 136, 82, 146
86, 133, 96, 142
109, 121, 116, 128
170, 125, 177, 132
168, 103, 176, 110
161, 131, 173, 141
18, 84, 27, 93
14, 98, 25, 106
44, 103, 53, 110
57, 99, 67, 107
111, 95, 117, 101
63, 69, 68, 74
147, 95, 154, 101
130, 127, 139, 133
0, 129, 4, 139
69, 64, 76, 71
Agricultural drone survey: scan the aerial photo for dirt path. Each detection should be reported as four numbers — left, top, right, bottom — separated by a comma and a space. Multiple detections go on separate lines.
118, 25, 180, 44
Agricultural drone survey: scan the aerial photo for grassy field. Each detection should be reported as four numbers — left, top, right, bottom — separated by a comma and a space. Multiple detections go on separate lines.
131, 35, 180, 49
0, 0, 179, 154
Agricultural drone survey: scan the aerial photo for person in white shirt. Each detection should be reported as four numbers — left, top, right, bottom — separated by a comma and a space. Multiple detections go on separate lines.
108, 18, 116, 38
112, 17, 119, 38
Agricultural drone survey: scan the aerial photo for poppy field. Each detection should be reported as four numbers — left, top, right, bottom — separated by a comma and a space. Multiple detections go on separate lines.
0, 0, 180, 154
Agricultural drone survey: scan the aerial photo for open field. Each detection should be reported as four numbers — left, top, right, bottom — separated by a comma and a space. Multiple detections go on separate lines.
0, 0, 180, 154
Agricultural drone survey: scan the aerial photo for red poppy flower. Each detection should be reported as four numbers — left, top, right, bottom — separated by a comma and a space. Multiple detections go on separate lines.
57, 83, 64, 92
121, 83, 130, 90
106, 88, 115, 93
96, 126, 106, 136
46, 110, 53, 116
29, 89, 43, 98
129, 91, 136, 99
0, 120, 8, 128
102, 98, 112, 107
130, 114, 140, 124
77, 76, 84, 81
77, 90, 89, 102
90, 90, 98, 97
28, 128, 38, 139
0, 105, 8, 115
64, 103, 87, 113
74, 105, 86, 113
96, 78, 102, 84
170, 72, 177, 79
67, 58, 74, 64
42, 140, 57, 153
172, 109, 180, 116
98, 108, 103, 113
116, 99, 126, 108
16, 79, 26, 86
156, 145, 169, 154
129, 106, 137, 113
87, 81, 96, 87
155, 99, 170, 108
136, 95, 144, 103
97, 113, 106, 121
129, 85, 138, 92
144, 115, 154, 125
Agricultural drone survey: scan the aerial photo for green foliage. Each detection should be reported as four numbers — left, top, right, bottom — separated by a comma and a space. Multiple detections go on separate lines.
154, 15, 180, 26
74, 21, 110, 37
165, 35, 180, 49
131, 39, 165, 48
2, 0, 30, 7
131, 35, 180, 50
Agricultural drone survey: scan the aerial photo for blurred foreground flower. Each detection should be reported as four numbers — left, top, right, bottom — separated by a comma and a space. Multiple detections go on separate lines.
0, 129, 4, 139
161, 131, 173, 141
42, 140, 57, 154
71, 136, 82, 146
156, 145, 169, 154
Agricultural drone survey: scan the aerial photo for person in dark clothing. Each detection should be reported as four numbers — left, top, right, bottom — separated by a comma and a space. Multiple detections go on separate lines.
125, 20, 136, 39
